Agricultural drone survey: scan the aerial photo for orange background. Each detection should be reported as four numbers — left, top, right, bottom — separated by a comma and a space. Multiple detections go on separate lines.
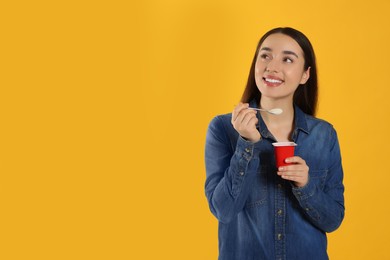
1, 0, 390, 259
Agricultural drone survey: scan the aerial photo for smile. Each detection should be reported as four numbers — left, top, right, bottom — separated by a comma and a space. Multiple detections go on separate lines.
263, 77, 284, 86
264, 78, 283, 83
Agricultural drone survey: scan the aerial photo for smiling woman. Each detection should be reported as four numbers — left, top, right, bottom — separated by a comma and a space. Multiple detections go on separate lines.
243, 27, 318, 117
204, 27, 345, 260
254, 33, 311, 110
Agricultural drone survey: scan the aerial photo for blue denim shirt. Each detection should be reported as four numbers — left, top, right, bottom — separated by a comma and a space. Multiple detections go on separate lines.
204, 103, 345, 260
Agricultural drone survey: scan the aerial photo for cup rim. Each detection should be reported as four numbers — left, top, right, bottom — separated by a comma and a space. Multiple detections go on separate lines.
272, 142, 297, 147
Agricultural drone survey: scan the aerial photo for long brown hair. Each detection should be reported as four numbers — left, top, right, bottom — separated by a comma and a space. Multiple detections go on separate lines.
241, 27, 318, 116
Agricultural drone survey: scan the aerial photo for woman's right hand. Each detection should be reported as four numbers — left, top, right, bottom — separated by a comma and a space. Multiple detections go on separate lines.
231, 103, 261, 143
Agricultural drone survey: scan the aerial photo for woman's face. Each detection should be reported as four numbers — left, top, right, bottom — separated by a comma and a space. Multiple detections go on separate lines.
255, 33, 310, 102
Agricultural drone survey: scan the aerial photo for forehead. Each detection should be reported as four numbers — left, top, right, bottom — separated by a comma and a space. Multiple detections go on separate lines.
260, 33, 304, 55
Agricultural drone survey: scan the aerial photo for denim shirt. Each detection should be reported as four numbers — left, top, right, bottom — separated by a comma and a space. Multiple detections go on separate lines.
204, 103, 345, 260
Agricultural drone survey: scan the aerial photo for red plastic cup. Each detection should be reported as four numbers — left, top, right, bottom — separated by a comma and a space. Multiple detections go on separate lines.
272, 142, 297, 168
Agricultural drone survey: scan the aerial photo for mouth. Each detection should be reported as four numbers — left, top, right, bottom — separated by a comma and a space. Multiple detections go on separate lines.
263, 77, 284, 87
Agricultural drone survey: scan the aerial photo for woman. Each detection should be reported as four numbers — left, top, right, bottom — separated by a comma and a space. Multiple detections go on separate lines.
205, 27, 345, 260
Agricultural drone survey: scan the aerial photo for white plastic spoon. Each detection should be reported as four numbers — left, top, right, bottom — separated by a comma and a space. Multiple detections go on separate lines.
248, 107, 283, 115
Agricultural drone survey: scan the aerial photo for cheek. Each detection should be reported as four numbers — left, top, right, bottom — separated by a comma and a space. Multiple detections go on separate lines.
254, 60, 265, 74
254, 67, 263, 83
254, 63, 264, 79
287, 69, 304, 82
254, 62, 260, 74
254, 74, 265, 90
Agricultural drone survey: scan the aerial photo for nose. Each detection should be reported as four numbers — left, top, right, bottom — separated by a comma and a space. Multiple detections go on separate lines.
265, 59, 280, 73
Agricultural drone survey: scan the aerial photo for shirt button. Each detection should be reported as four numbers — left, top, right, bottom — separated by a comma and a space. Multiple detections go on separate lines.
245, 148, 250, 153
305, 208, 310, 211
277, 209, 283, 215
277, 233, 282, 240
239, 171, 244, 176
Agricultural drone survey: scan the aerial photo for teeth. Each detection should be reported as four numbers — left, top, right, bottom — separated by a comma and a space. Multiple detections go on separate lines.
265, 78, 282, 83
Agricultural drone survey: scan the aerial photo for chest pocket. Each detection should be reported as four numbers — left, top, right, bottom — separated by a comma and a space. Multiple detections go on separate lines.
245, 166, 268, 209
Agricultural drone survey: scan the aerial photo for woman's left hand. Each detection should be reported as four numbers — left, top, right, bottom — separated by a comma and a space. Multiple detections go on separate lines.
277, 156, 309, 187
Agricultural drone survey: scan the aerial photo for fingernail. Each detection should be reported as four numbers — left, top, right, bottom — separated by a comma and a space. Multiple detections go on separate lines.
279, 167, 284, 171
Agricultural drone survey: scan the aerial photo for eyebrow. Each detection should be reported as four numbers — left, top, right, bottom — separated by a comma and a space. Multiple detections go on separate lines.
260, 47, 299, 58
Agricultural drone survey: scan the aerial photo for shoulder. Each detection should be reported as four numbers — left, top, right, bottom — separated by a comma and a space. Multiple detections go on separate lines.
295, 105, 336, 135
207, 113, 233, 136
305, 114, 334, 129
207, 113, 237, 142
304, 114, 338, 139
209, 113, 232, 128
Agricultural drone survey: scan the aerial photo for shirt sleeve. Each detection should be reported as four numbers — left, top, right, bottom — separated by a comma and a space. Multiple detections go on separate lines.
291, 127, 345, 232
204, 116, 262, 224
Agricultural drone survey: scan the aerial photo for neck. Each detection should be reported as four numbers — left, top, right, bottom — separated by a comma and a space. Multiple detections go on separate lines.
259, 98, 294, 123
259, 98, 295, 141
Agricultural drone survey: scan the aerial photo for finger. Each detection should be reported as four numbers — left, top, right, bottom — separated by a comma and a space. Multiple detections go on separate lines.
278, 168, 306, 178
285, 156, 304, 164
231, 103, 240, 123
284, 159, 309, 177
278, 163, 306, 173
234, 107, 256, 125
278, 171, 304, 179
278, 168, 308, 179
248, 115, 259, 127
231, 103, 241, 122
278, 165, 302, 172
240, 110, 257, 126
280, 174, 305, 182
280, 174, 297, 181
232, 103, 248, 122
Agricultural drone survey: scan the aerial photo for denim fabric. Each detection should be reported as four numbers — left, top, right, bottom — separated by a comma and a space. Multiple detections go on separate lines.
204, 103, 345, 260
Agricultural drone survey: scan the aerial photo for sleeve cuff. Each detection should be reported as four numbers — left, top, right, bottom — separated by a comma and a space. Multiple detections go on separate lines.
291, 175, 316, 200
235, 136, 262, 160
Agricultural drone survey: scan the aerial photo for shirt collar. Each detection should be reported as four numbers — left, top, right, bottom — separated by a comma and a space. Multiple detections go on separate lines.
294, 104, 310, 134
249, 99, 310, 140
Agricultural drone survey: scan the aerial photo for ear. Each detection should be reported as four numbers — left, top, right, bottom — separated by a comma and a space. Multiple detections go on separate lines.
300, 66, 311, 84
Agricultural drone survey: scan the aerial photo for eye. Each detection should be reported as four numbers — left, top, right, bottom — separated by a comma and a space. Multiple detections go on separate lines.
283, 57, 294, 63
260, 53, 271, 60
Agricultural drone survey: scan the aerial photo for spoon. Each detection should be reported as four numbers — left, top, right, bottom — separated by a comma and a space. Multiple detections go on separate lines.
248, 107, 283, 115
